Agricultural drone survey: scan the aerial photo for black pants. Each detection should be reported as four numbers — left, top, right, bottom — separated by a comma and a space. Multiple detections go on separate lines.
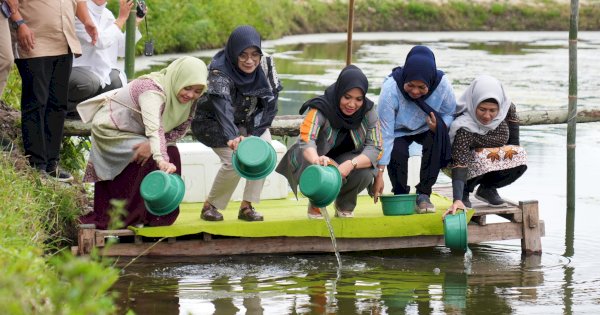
16, 54, 73, 170
466, 165, 528, 193
387, 131, 438, 195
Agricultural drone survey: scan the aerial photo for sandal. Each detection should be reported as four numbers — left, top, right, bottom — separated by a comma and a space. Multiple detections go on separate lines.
307, 205, 324, 219
238, 206, 264, 222
201, 204, 223, 221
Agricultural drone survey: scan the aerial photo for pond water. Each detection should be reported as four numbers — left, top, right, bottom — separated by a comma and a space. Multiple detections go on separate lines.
115, 32, 600, 314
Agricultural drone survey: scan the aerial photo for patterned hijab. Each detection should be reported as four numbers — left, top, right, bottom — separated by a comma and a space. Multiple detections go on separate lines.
139, 56, 208, 131
449, 74, 512, 143
209, 25, 272, 97
299, 64, 374, 130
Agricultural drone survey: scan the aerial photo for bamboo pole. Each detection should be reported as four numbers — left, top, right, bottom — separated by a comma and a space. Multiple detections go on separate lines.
124, 1, 138, 80
346, 0, 355, 66
567, 0, 579, 211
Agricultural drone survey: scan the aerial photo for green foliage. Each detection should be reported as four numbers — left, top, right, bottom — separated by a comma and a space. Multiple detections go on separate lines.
60, 136, 91, 176
0, 154, 119, 314
1, 66, 21, 109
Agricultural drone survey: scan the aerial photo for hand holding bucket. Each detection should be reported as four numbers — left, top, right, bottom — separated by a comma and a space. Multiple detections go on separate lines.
443, 210, 468, 250
140, 170, 185, 216
232, 136, 277, 180
299, 164, 342, 208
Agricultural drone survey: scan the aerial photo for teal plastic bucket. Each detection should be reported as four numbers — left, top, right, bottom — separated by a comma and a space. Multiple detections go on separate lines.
380, 194, 417, 215
299, 164, 342, 208
140, 170, 185, 216
232, 136, 277, 180
443, 210, 468, 250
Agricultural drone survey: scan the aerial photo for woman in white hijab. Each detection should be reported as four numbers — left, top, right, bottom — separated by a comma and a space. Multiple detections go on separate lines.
445, 75, 527, 215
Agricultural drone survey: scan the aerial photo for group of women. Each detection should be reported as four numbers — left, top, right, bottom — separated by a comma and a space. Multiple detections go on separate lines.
78, 25, 526, 229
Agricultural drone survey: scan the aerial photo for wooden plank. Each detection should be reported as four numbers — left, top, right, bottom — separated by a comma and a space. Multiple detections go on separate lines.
520, 200, 543, 255
96, 221, 527, 257
95, 229, 134, 247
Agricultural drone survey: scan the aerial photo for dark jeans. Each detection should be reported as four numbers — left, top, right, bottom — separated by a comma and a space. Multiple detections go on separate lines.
387, 131, 438, 195
16, 54, 73, 170
466, 165, 528, 193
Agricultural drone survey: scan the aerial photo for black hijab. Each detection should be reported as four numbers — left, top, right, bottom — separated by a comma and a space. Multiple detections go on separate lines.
209, 25, 273, 97
391, 45, 452, 173
299, 65, 374, 130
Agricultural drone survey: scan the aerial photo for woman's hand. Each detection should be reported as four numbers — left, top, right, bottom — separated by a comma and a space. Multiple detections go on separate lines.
158, 160, 177, 173
426, 112, 437, 133
227, 136, 244, 150
372, 171, 385, 204
314, 155, 332, 166
442, 200, 466, 219
132, 141, 151, 165
337, 160, 354, 179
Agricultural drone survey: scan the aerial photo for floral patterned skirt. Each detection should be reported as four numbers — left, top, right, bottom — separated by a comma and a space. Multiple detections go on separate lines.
444, 145, 527, 179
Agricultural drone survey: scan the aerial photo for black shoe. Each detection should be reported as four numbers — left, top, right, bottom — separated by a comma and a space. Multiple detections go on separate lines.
238, 206, 264, 221
475, 186, 506, 207
46, 166, 74, 183
201, 204, 223, 221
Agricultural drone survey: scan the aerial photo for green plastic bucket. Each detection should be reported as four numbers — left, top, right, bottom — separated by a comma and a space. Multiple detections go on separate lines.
380, 194, 417, 215
140, 170, 185, 216
443, 210, 468, 250
232, 136, 277, 180
299, 164, 342, 208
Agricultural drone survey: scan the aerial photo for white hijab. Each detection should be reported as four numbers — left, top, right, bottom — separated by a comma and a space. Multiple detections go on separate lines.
449, 75, 511, 143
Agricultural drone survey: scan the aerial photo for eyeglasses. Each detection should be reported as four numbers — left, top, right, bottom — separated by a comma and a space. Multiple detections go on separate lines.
238, 52, 262, 62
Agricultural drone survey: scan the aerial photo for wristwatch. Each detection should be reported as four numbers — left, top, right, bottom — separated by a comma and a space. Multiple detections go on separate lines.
350, 158, 358, 169
13, 19, 26, 28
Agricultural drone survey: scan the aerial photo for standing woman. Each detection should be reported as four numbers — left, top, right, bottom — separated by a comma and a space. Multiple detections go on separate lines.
192, 25, 282, 222
78, 56, 208, 229
276, 65, 383, 218
444, 75, 527, 215
375, 45, 456, 213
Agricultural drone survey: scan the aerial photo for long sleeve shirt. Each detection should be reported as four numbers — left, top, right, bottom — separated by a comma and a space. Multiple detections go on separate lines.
377, 75, 457, 165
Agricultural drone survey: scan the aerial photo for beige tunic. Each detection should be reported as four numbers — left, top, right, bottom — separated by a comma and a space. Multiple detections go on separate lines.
13, 0, 83, 59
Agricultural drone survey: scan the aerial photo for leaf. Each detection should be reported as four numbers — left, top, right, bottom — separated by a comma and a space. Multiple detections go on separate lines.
487, 151, 500, 162
504, 148, 518, 160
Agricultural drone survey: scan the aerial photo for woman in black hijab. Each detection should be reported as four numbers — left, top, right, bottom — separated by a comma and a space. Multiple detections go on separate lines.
192, 25, 282, 222
276, 65, 383, 219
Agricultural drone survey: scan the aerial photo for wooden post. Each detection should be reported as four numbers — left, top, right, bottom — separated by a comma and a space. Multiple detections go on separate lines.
567, 0, 579, 211
77, 224, 97, 255
346, 0, 355, 66
520, 201, 542, 255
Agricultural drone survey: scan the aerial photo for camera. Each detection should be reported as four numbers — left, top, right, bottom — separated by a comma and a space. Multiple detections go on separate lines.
144, 40, 154, 56
136, 0, 147, 19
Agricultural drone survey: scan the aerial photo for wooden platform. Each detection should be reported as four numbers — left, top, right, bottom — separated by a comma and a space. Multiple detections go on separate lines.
74, 185, 544, 257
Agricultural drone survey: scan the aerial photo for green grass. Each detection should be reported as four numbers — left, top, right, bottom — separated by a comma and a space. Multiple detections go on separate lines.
0, 153, 119, 314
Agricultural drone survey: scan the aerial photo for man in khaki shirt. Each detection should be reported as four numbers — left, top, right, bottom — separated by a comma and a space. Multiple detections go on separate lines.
13, 0, 97, 181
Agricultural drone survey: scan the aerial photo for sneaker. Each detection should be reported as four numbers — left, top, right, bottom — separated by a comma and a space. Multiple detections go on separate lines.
416, 194, 435, 214
333, 203, 354, 218
201, 204, 223, 221
46, 166, 74, 183
474, 186, 506, 207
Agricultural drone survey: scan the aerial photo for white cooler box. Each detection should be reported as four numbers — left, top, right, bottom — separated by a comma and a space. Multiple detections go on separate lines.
177, 141, 289, 202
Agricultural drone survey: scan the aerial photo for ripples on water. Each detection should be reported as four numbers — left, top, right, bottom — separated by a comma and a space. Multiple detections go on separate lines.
117, 32, 600, 314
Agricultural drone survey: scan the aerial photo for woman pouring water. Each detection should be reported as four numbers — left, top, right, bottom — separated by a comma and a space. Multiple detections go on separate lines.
78, 56, 208, 229
276, 65, 383, 219
443, 75, 527, 217
192, 25, 282, 222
